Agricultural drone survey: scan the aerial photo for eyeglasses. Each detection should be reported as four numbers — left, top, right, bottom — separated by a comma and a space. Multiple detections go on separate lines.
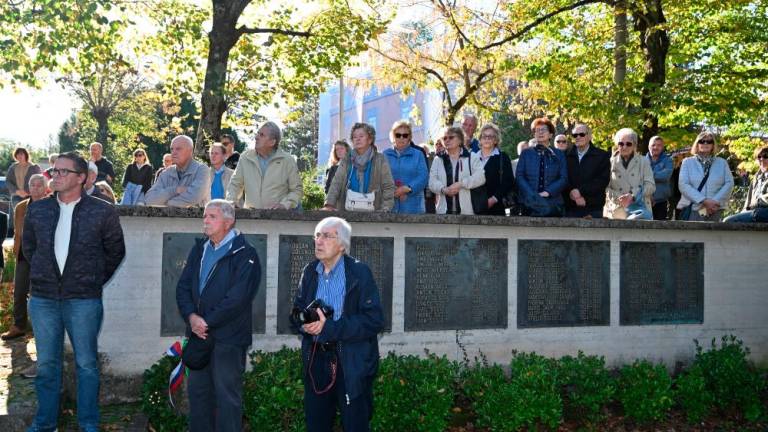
314, 232, 338, 241
480, 134, 497, 140
533, 127, 550, 134
555, 140, 567, 144
51, 168, 82, 177
698, 139, 714, 145
572, 132, 587, 138
443, 135, 458, 141
394, 133, 410, 139
617, 142, 634, 147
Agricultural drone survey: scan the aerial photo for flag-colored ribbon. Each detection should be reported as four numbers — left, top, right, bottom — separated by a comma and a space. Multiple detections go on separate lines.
166, 340, 187, 407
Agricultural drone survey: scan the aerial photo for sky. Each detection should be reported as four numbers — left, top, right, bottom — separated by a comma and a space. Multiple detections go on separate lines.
0, 84, 76, 150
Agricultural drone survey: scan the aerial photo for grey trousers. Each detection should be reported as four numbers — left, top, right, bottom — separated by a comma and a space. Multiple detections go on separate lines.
13, 258, 30, 329
187, 342, 247, 432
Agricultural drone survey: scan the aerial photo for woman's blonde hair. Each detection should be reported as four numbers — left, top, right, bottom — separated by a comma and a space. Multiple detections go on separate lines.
690, 131, 718, 155
133, 148, 150, 165
389, 120, 413, 143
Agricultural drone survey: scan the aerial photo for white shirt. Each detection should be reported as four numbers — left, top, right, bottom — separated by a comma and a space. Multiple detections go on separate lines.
55, 197, 80, 274
577, 145, 590, 162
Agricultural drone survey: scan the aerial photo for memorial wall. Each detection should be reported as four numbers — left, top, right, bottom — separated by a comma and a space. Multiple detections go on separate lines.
102, 207, 768, 378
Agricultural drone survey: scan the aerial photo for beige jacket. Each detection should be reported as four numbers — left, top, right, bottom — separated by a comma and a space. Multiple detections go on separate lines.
226, 149, 302, 209
428, 152, 486, 215
604, 153, 655, 218
325, 151, 395, 211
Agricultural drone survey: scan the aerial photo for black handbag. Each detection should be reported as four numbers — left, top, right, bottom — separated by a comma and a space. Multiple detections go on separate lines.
498, 152, 517, 209
182, 332, 215, 370
467, 154, 489, 214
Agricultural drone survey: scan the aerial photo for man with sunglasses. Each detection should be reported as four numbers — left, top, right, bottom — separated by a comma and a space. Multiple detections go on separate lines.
563, 124, 610, 218
23, 152, 126, 432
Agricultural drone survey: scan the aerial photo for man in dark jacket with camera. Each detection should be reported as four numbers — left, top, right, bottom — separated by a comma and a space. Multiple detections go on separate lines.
176, 199, 261, 432
292, 217, 384, 432
23, 152, 125, 432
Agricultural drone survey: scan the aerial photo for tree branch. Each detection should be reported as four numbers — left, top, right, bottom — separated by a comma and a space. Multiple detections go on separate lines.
237, 26, 311, 38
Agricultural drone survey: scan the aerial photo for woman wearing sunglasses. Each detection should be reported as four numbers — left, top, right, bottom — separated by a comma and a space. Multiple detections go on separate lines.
383, 120, 429, 214
677, 132, 734, 221
724, 146, 768, 223
604, 128, 655, 220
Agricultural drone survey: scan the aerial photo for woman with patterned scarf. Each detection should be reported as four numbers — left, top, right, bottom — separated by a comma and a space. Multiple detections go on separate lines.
677, 132, 734, 221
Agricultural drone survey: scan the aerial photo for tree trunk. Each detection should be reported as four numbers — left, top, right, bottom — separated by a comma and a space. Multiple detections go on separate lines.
93, 109, 110, 149
194, 0, 249, 158
633, 0, 669, 154
613, 0, 628, 84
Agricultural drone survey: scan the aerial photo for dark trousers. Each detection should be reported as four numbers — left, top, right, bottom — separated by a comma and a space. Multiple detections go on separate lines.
13, 258, 30, 328
304, 348, 373, 432
652, 201, 669, 220
187, 342, 247, 432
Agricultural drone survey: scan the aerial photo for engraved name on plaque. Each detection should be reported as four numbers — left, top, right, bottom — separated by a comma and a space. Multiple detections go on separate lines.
620, 242, 704, 325
404, 238, 507, 331
517, 240, 610, 328
276, 235, 394, 334
161, 233, 267, 336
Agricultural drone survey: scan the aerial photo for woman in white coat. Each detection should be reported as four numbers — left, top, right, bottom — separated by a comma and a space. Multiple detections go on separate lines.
429, 126, 485, 214
677, 131, 734, 221
604, 128, 655, 220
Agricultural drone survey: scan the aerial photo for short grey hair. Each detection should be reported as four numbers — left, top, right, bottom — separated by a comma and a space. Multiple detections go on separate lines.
88, 161, 98, 173
613, 128, 638, 146
29, 173, 46, 186
171, 135, 194, 148
315, 217, 351, 253
261, 121, 282, 148
90, 142, 103, 150
479, 123, 502, 147
350, 122, 376, 144
205, 199, 236, 221
649, 135, 664, 146
463, 112, 478, 122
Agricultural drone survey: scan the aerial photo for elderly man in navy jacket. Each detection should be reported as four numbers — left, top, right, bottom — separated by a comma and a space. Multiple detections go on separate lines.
176, 199, 261, 432
292, 217, 384, 432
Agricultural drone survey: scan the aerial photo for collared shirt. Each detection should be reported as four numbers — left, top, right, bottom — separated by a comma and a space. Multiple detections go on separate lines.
577, 145, 590, 162
199, 229, 237, 292
315, 257, 346, 321
55, 196, 81, 274
478, 147, 500, 167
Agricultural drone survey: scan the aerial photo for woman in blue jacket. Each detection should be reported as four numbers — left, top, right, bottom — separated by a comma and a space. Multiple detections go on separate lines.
383, 120, 428, 214
515, 117, 568, 216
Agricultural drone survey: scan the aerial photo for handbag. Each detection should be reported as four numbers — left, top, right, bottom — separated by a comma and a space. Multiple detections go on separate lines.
344, 162, 376, 211
680, 166, 711, 221
182, 332, 215, 370
498, 152, 517, 209
467, 154, 489, 214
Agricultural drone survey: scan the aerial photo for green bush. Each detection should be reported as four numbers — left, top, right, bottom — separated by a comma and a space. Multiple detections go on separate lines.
693, 335, 765, 421
464, 352, 562, 431
243, 347, 305, 432
675, 364, 714, 423
617, 360, 673, 423
557, 352, 615, 422
140, 355, 187, 431
372, 352, 457, 432
301, 169, 325, 210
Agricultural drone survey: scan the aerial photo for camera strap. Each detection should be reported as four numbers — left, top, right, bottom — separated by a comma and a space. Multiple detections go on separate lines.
309, 341, 337, 394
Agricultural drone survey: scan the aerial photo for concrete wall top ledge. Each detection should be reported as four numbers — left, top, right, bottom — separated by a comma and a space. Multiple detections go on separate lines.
115, 205, 768, 232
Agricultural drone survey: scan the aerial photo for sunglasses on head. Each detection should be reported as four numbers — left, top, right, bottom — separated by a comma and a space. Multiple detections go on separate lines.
572, 132, 587, 138
394, 133, 410, 139
698, 139, 714, 145
617, 142, 633, 147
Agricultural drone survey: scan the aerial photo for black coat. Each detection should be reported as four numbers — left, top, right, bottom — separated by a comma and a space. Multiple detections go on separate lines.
481, 152, 515, 215
176, 233, 261, 346
0, 211, 6, 268
292, 255, 384, 400
123, 163, 154, 193
22, 192, 126, 299
564, 145, 611, 212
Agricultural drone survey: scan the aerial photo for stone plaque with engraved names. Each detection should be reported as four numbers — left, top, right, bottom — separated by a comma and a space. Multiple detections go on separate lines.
620, 242, 704, 325
404, 238, 508, 331
518, 240, 610, 328
276, 235, 394, 334
161, 233, 267, 336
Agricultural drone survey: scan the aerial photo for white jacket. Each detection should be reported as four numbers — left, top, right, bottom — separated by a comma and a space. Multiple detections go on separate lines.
428, 152, 486, 215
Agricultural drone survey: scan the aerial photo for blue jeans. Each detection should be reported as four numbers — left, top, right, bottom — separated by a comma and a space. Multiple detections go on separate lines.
28, 297, 103, 432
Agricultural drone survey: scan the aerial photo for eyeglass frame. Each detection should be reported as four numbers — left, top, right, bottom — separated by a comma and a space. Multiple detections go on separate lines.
50, 168, 84, 177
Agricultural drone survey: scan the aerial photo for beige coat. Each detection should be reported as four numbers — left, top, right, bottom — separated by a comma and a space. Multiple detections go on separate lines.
226, 149, 302, 209
428, 152, 486, 215
325, 151, 395, 211
604, 153, 655, 218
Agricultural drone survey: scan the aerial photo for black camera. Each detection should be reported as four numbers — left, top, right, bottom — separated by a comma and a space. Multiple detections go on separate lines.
292, 299, 335, 324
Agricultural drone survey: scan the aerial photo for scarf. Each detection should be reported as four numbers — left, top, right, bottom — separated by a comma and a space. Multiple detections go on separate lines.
696, 154, 713, 172
350, 147, 375, 192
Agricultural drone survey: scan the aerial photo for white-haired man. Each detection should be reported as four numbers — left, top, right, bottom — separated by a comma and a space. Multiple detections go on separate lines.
89, 142, 115, 185
291, 217, 384, 432
462, 113, 480, 153
84, 161, 115, 204
226, 121, 302, 209
144, 135, 210, 207
176, 199, 261, 432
